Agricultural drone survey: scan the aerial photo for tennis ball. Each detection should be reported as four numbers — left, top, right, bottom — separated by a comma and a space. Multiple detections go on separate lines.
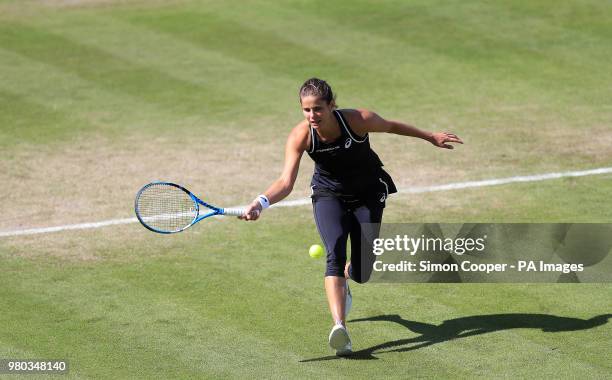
309, 244, 324, 259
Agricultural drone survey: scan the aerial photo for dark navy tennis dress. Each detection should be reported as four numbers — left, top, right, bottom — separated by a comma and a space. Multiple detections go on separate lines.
307, 109, 397, 205
306, 109, 397, 282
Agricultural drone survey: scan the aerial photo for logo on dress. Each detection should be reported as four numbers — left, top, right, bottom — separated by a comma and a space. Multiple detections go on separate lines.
344, 138, 352, 148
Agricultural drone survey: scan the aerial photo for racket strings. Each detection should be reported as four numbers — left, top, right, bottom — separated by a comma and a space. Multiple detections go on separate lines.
136, 184, 198, 233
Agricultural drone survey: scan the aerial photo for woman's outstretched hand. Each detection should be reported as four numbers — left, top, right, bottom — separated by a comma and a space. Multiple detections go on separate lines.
430, 132, 463, 149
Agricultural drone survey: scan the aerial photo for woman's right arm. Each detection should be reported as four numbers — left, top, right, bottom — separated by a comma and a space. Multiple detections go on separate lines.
240, 122, 309, 221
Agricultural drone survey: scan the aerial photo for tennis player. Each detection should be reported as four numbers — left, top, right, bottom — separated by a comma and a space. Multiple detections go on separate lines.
240, 78, 463, 355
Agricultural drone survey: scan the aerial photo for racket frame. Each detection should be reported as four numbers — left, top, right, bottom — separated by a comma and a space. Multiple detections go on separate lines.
134, 181, 241, 234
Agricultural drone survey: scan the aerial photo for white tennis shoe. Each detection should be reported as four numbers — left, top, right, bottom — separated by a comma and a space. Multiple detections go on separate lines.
328, 323, 352, 356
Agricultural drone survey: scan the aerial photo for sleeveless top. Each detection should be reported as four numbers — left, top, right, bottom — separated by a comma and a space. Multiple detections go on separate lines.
307, 109, 397, 204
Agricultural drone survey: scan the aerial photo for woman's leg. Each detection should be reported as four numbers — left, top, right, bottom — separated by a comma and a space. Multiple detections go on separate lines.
324, 277, 347, 325
312, 197, 350, 325
347, 202, 385, 284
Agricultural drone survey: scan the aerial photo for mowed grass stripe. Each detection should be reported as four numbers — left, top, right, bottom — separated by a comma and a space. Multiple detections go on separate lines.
120, 9, 360, 81
2, 253, 409, 378
290, 0, 612, 104
0, 273, 230, 379
494, 1, 612, 43
153, 0, 612, 108
0, 22, 244, 124
35, 15, 300, 120
0, 48, 196, 143
0, 259, 330, 378
117, 4, 481, 111
0, 44, 267, 150
162, 1, 521, 109
2, 1, 608, 120
111, 259, 343, 378
0, 280, 207, 379
0, 89, 88, 146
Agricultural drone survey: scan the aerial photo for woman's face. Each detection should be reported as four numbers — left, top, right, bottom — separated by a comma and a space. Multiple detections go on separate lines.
300, 95, 334, 129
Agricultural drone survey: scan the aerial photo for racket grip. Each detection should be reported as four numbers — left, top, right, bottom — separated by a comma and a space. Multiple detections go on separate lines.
223, 207, 246, 216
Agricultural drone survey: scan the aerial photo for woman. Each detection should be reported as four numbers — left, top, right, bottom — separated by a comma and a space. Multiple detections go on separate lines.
239, 78, 462, 355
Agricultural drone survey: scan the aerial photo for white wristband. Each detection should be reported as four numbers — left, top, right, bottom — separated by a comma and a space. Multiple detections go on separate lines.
256, 194, 270, 209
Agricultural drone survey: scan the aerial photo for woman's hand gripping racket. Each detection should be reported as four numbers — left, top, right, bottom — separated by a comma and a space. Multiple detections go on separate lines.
134, 182, 255, 234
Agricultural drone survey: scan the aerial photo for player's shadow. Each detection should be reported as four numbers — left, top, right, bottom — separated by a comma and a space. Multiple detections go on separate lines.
300, 313, 611, 362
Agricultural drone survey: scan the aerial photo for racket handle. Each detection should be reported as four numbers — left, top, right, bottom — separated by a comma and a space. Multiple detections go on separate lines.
223, 207, 246, 216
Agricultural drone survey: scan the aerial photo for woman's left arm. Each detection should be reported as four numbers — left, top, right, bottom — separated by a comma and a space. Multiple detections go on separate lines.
349, 109, 463, 149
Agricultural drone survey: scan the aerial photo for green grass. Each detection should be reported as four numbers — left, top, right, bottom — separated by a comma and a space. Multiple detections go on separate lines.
1, 177, 611, 378
0, 0, 611, 378
1, 197, 611, 378
388, 174, 612, 222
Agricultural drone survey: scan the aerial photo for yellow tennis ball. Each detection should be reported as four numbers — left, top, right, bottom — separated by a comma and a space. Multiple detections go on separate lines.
309, 244, 324, 259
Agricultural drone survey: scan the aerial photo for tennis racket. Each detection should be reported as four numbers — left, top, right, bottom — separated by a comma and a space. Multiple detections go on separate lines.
134, 182, 246, 234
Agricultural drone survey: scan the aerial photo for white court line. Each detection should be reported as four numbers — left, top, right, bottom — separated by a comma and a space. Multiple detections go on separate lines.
1, 167, 611, 238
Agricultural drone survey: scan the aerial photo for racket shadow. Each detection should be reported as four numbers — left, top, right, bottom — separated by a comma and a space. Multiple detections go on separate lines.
300, 313, 612, 362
